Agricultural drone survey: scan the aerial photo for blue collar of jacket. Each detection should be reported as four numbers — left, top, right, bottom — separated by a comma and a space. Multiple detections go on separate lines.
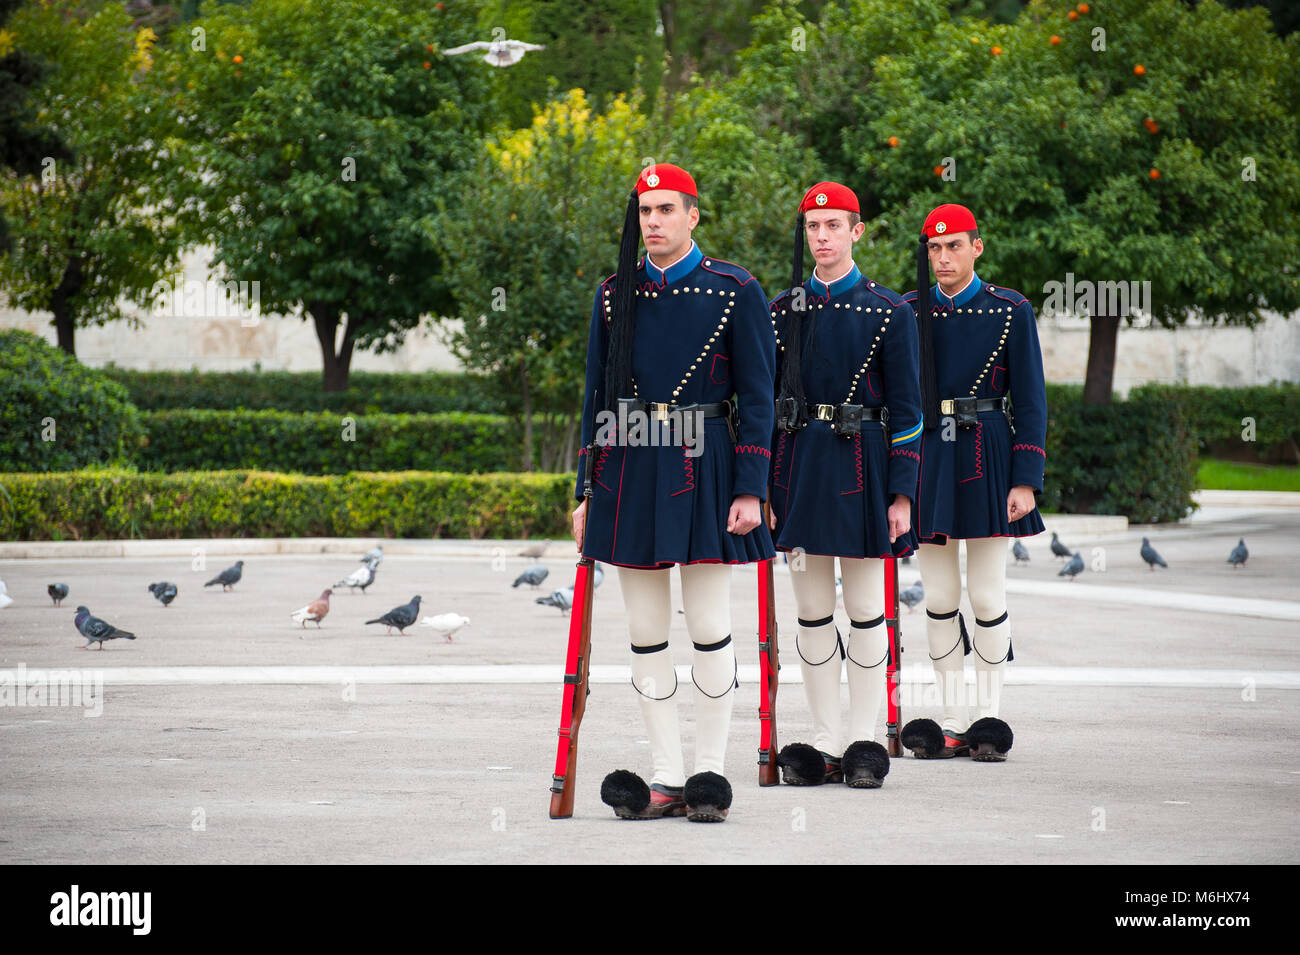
809, 262, 861, 299
933, 272, 981, 309
642, 241, 703, 285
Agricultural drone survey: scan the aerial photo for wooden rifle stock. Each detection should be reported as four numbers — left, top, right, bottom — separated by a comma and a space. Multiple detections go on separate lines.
884, 556, 902, 757
549, 553, 596, 818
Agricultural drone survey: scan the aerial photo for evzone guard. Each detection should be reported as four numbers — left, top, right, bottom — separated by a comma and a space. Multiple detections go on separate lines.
767, 182, 923, 788
901, 203, 1049, 762
570, 163, 776, 821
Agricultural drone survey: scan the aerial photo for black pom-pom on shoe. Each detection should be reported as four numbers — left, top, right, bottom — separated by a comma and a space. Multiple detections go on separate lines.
600, 769, 651, 818
901, 718, 947, 758
966, 717, 1013, 761
777, 742, 828, 786
684, 771, 732, 822
842, 740, 890, 788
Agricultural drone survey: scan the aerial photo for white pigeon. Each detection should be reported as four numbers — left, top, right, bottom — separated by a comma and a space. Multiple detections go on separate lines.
0, 580, 12, 610
335, 558, 378, 593
441, 39, 545, 67
419, 613, 471, 643
360, 544, 384, 566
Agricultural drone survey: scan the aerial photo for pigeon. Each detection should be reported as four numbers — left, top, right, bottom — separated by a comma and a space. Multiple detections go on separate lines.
441, 38, 545, 67
1012, 540, 1031, 564
148, 582, 178, 607
0, 580, 11, 610
48, 583, 70, 606
1050, 532, 1071, 560
1058, 552, 1084, 581
1140, 537, 1167, 571
204, 560, 244, 591
335, 558, 379, 593
518, 539, 552, 559
365, 595, 422, 635
536, 587, 574, 614
899, 580, 925, 613
74, 606, 136, 649
419, 613, 471, 642
1227, 538, 1248, 569
592, 564, 605, 588
360, 544, 384, 566
512, 565, 549, 589
291, 589, 332, 630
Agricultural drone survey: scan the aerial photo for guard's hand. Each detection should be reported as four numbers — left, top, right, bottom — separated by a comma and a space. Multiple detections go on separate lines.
728, 494, 761, 536
571, 500, 588, 552
1007, 485, 1037, 523
887, 494, 911, 543
767, 498, 777, 530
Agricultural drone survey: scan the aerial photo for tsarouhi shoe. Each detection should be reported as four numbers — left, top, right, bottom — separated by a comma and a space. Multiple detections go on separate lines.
600, 770, 686, 819
777, 742, 843, 785
966, 717, 1014, 762
900, 718, 970, 758
683, 771, 732, 823
841, 740, 890, 788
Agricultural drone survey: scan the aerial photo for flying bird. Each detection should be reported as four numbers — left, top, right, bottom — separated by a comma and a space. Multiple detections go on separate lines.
366, 595, 422, 635
1012, 540, 1030, 564
518, 539, 552, 559
74, 606, 136, 649
1227, 538, 1248, 569
1058, 552, 1084, 581
441, 38, 545, 67
335, 558, 379, 593
361, 544, 384, 566
1140, 537, 1167, 571
48, 583, 70, 606
899, 580, 925, 612
204, 560, 244, 591
1050, 532, 1071, 560
148, 582, 178, 607
419, 613, 471, 642
513, 565, 549, 589
291, 589, 332, 630
536, 587, 574, 614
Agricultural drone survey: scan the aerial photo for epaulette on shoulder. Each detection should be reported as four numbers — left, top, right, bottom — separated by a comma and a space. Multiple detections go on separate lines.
902, 290, 919, 305
599, 271, 617, 292
861, 280, 905, 308
699, 257, 757, 287
985, 284, 1029, 307
769, 287, 796, 310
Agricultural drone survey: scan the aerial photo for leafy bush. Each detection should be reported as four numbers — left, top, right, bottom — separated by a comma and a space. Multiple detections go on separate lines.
1128, 383, 1300, 462
0, 330, 144, 471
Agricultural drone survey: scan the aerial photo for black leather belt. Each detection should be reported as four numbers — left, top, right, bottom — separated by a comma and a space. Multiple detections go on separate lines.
620, 398, 732, 421
940, 396, 1009, 428
776, 398, 887, 436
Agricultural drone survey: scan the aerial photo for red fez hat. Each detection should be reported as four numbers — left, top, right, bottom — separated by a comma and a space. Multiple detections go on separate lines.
637, 163, 697, 197
799, 181, 859, 214
922, 203, 978, 238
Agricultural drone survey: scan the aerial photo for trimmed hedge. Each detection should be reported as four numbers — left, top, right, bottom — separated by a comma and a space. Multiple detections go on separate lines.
0, 469, 571, 540
1041, 384, 1198, 523
137, 410, 542, 474
1128, 382, 1300, 462
0, 330, 145, 471
100, 367, 508, 415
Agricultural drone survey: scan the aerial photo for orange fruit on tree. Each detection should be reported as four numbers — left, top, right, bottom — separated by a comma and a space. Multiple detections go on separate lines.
934, 165, 944, 176
1050, 35, 1061, 45
1068, 10, 1078, 21
888, 136, 899, 147
1134, 64, 1146, 76
426, 44, 434, 53
991, 46, 1002, 55
1078, 3, 1090, 12
232, 54, 243, 64
1149, 168, 1161, 180
423, 61, 432, 69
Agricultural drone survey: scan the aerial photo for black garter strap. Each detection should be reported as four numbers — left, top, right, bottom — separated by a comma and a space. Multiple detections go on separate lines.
631, 641, 669, 655
976, 611, 1008, 628
693, 634, 732, 652
850, 613, 885, 629
798, 614, 835, 628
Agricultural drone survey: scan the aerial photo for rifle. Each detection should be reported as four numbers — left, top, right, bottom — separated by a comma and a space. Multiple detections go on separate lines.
549, 416, 599, 818
757, 520, 780, 785
884, 556, 903, 757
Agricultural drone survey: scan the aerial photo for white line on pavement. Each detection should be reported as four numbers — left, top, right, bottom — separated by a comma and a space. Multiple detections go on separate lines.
1003, 579, 1300, 621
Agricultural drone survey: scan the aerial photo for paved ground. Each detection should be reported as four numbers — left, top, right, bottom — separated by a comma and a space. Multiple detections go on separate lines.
1, 500, 1297, 864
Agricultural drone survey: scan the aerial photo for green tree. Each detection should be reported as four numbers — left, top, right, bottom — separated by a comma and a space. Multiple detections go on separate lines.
0, 0, 187, 355
155, 0, 492, 390
434, 90, 648, 471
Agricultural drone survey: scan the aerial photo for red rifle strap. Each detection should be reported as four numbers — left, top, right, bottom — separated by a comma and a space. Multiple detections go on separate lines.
885, 556, 902, 757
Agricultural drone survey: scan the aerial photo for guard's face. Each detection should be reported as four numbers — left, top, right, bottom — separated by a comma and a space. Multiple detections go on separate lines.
639, 189, 698, 263
927, 232, 983, 292
804, 209, 864, 274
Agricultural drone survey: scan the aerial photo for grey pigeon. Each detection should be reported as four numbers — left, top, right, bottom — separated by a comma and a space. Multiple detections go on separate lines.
536, 587, 574, 614
365, 595, 422, 634
899, 580, 924, 613
48, 583, 70, 606
1050, 532, 1071, 560
1012, 540, 1031, 564
204, 560, 244, 591
518, 539, 552, 559
1058, 552, 1084, 581
74, 606, 136, 649
148, 582, 178, 607
512, 565, 549, 589
1140, 537, 1167, 571
361, 544, 384, 566
1227, 538, 1248, 569
335, 558, 378, 593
